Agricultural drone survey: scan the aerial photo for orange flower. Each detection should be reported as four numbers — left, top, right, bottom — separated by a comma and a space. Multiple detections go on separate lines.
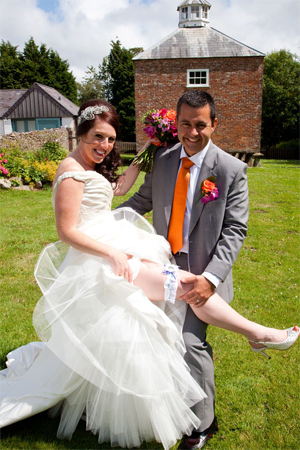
202, 179, 216, 193
165, 109, 177, 121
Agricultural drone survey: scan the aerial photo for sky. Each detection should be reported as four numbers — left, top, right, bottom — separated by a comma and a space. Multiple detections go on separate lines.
0, 0, 299, 83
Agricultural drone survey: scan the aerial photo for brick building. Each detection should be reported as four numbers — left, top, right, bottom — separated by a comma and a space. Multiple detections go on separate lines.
134, 0, 265, 159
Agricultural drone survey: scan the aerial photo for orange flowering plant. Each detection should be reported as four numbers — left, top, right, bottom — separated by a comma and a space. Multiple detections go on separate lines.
200, 176, 219, 204
133, 108, 178, 173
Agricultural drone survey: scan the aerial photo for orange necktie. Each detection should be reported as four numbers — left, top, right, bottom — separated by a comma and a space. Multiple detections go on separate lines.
168, 157, 194, 254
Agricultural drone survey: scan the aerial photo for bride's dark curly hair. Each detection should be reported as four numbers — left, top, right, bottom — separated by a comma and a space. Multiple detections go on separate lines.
76, 99, 122, 183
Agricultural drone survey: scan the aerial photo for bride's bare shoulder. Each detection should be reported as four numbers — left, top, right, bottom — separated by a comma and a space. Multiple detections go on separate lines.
53, 156, 84, 186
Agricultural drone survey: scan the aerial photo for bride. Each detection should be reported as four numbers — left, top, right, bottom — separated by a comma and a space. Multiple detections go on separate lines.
0, 99, 298, 450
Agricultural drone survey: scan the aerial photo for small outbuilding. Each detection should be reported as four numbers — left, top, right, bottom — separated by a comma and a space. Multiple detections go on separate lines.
0, 82, 78, 135
134, 0, 265, 161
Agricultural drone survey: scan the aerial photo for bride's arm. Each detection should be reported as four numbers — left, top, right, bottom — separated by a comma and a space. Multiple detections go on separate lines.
113, 139, 159, 196
55, 177, 133, 282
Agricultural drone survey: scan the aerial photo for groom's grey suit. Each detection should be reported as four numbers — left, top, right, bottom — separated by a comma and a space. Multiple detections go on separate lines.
121, 140, 249, 431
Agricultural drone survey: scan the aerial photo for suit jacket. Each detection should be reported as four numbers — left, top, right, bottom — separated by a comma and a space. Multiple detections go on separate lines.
121, 141, 249, 302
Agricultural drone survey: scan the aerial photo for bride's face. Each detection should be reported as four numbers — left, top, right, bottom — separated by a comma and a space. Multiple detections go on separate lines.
79, 117, 116, 166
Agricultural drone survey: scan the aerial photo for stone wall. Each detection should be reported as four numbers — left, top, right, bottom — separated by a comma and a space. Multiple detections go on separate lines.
0, 127, 75, 153
134, 56, 264, 153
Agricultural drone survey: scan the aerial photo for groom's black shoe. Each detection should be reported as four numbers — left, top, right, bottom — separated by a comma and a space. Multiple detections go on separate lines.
178, 418, 218, 449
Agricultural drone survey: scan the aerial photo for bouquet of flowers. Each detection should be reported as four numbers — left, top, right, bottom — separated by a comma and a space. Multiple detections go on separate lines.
133, 108, 178, 173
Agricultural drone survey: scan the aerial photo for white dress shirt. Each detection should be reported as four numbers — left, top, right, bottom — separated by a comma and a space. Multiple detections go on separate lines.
177, 140, 221, 289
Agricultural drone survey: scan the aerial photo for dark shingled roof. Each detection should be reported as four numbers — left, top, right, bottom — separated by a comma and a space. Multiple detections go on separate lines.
133, 26, 265, 60
36, 83, 78, 116
0, 89, 27, 118
1, 83, 78, 118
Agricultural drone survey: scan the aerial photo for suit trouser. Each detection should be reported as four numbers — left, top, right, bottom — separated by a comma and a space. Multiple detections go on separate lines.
174, 253, 215, 433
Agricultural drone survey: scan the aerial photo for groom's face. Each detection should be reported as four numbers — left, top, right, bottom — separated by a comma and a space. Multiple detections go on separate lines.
176, 103, 217, 157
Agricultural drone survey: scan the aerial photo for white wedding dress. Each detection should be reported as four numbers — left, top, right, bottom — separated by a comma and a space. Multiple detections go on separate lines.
0, 171, 206, 450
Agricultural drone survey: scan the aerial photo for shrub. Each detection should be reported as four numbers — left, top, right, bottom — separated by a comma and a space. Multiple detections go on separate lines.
276, 139, 299, 151
1, 140, 64, 186
0, 152, 9, 177
20, 160, 45, 184
31, 141, 67, 162
32, 161, 59, 182
5, 155, 25, 179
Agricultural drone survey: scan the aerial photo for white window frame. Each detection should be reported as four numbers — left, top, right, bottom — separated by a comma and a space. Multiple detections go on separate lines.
181, 7, 188, 19
187, 69, 209, 88
191, 5, 200, 19
202, 6, 208, 19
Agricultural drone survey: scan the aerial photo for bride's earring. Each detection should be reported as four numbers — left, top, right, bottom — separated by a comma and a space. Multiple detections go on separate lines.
162, 264, 179, 304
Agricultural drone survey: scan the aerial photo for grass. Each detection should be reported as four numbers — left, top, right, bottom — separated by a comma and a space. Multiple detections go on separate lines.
120, 153, 136, 165
0, 160, 299, 450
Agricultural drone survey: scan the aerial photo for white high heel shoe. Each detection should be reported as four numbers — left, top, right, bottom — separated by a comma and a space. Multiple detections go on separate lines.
249, 326, 300, 359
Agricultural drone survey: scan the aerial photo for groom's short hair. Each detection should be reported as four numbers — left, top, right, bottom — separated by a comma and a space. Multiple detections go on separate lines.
177, 91, 216, 124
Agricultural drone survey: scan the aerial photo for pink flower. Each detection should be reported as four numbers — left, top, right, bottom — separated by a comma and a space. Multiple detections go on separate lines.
3, 159, 7, 163
159, 108, 168, 117
201, 188, 219, 204
200, 177, 219, 204
2, 168, 8, 175
171, 125, 178, 137
143, 126, 157, 138
0, 153, 3, 157
0, 166, 4, 171
158, 118, 170, 132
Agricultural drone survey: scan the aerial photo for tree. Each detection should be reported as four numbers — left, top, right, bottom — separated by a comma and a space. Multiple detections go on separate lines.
0, 38, 78, 104
98, 40, 142, 141
261, 50, 300, 147
77, 66, 105, 104
0, 41, 23, 89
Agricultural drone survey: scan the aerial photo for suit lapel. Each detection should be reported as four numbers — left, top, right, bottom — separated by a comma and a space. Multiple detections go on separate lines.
189, 143, 218, 236
163, 143, 181, 227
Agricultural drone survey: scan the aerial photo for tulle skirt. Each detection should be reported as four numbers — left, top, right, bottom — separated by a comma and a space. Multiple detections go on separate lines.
0, 208, 206, 449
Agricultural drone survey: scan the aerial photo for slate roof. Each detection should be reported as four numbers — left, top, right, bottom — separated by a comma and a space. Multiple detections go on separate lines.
0, 89, 27, 118
133, 26, 265, 60
36, 83, 78, 116
177, 0, 211, 8
1, 83, 78, 119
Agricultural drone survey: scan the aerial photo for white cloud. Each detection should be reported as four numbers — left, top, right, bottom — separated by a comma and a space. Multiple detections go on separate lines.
0, 0, 299, 83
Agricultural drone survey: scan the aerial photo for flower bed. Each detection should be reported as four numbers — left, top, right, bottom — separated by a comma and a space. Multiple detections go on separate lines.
0, 141, 67, 188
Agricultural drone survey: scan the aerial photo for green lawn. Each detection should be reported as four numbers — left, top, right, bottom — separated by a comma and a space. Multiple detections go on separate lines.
0, 160, 299, 450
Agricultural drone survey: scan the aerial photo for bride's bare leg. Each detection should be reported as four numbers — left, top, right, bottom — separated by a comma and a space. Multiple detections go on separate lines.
191, 292, 287, 343
133, 261, 287, 344
133, 260, 192, 301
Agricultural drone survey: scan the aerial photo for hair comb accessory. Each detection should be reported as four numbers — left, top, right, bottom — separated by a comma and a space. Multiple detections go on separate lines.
78, 105, 110, 125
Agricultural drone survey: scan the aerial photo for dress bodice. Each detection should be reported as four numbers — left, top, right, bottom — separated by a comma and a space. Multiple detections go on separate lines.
52, 171, 113, 224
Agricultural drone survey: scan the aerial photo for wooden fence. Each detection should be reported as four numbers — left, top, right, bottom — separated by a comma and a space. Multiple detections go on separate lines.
263, 147, 300, 160
116, 141, 137, 154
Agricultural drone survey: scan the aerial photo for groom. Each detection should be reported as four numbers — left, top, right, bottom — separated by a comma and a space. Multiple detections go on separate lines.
121, 91, 249, 449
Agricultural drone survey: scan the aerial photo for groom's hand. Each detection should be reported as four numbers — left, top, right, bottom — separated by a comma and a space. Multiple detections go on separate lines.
180, 275, 215, 307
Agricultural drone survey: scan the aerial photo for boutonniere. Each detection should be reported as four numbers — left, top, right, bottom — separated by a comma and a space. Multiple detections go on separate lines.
200, 176, 219, 204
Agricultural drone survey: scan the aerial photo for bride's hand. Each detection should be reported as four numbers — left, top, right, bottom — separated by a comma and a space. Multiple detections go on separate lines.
136, 138, 161, 155
108, 249, 133, 283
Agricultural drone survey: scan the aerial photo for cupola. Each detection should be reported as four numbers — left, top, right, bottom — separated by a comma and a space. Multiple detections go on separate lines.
177, 0, 211, 28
